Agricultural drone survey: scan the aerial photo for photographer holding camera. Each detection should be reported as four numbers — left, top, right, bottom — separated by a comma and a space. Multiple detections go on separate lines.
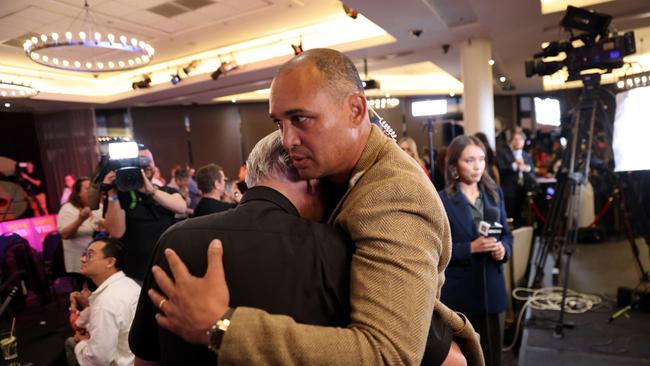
96, 146, 186, 283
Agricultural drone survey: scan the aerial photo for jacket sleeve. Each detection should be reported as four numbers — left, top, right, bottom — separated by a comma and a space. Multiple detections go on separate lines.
496, 149, 514, 173
438, 192, 474, 263
497, 188, 513, 262
219, 177, 450, 365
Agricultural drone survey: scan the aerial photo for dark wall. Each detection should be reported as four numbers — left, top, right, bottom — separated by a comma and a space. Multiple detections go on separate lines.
0, 112, 41, 168
495, 95, 517, 133
131, 107, 191, 182
131, 104, 254, 180
33, 109, 97, 211
188, 105, 243, 179
239, 102, 276, 160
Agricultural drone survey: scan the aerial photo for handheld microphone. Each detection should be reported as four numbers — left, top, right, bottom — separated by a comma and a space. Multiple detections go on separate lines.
478, 207, 503, 240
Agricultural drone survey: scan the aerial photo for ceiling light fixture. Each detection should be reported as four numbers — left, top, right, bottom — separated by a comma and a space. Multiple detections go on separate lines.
291, 36, 304, 56
132, 76, 152, 90
211, 59, 239, 81
0, 80, 39, 98
367, 97, 399, 110
170, 72, 182, 85
342, 3, 359, 19
488, 59, 495, 66
23, 0, 154, 72
618, 70, 650, 90
499, 76, 507, 82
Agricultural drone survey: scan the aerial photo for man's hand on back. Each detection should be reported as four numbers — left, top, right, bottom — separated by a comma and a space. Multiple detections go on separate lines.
148, 239, 230, 345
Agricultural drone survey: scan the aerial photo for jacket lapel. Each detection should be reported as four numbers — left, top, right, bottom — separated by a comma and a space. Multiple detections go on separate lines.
449, 190, 475, 238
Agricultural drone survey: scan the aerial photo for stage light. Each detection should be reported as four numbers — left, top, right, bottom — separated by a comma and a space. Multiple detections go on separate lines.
182, 60, 199, 75
211, 59, 239, 81
171, 73, 182, 85
342, 3, 358, 19
132, 76, 151, 90
362, 79, 381, 90
291, 41, 304, 56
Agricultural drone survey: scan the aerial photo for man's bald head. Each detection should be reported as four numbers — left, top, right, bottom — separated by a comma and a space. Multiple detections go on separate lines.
276, 48, 364, 102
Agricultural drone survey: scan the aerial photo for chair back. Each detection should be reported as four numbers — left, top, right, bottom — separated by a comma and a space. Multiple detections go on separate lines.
42, 232, 65, 277
511, 226, 534, 286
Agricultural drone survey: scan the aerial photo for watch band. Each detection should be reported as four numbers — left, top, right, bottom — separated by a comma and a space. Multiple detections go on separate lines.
207, 308, 235, 354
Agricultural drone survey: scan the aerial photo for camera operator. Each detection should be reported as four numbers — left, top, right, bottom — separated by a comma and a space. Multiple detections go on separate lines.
101, 148, 186, 283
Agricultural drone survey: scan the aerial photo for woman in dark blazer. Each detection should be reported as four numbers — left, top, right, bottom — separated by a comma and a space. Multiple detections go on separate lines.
439, 135, 513, 366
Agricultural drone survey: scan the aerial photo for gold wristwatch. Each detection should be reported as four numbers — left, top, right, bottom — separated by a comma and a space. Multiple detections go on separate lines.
207, 308, 235, 354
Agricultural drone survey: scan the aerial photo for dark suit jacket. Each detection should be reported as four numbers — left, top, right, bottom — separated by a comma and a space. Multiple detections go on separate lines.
497, 146, 535, 198
438, 187, 513, 315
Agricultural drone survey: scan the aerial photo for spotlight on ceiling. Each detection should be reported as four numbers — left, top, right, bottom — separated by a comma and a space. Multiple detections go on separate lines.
132, 76, 151, 90
182, 60, 199, 75
211, 60, 238, 81
171, 72, 182, 85
342, 3, 358, 19
291, 38, 304, 56
362, 79, 381, 90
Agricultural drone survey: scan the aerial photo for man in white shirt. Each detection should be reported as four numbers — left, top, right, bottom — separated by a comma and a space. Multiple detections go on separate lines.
69, 238, 141, 366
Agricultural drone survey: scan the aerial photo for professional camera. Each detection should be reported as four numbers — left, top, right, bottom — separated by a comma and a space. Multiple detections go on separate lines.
96, 139, 150, 192
525, 6, 636, 81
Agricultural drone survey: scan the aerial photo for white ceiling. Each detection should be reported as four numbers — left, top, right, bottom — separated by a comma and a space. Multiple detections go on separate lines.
2, 0, 650, 111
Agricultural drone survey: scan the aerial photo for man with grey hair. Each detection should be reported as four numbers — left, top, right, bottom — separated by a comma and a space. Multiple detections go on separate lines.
129, 130, 354, 365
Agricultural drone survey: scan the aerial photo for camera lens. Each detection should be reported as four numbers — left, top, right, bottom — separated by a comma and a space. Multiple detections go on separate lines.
116, 167, 144, 191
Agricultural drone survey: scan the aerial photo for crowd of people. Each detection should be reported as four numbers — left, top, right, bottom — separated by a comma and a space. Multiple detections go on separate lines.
36, 49, 563, 366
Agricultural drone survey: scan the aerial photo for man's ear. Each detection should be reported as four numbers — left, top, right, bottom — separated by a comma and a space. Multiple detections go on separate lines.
348, 93, 367, 126
105, 256, 117, 270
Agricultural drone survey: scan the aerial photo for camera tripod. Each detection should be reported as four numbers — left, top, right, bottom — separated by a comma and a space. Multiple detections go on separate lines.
530, 74, 610, 338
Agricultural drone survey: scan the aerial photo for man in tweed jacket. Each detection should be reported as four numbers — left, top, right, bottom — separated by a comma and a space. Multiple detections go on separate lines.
147, 49, 483, 365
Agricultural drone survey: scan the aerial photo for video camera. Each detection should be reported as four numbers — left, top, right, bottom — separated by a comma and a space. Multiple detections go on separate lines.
525, 6, 636, 81
96, 138, 151, 192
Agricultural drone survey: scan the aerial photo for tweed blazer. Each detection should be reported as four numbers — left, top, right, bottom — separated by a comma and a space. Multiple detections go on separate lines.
219, 125, 483, 365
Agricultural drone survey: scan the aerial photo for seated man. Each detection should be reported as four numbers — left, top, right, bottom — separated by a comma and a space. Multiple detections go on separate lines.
129, 131, 354, 365
68, 238, 141, 366
192, 163, 236, 217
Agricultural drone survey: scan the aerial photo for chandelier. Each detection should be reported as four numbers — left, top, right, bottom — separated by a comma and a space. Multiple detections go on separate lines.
0, 80, 39, 98
22, 0, 154, 73
368, 97, 400, 110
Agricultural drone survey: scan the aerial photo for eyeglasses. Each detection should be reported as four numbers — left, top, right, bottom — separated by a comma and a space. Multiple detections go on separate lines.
81, 250, 103, 261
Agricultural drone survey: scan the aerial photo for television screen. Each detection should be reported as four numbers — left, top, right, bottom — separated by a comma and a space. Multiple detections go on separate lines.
533, 97, 561, 126
613, 86, 650, 172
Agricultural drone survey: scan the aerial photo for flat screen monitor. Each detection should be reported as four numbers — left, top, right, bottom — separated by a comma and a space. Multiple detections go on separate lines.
613, 86, 650, 172
534, 97, 561, 126
411, 99, 447, 117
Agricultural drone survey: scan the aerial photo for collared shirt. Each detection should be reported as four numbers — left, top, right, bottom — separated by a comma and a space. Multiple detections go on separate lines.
129, 186, 354, 365
192, 197, 236, 217
75, 271, 141, 366
467, 192, 484, 230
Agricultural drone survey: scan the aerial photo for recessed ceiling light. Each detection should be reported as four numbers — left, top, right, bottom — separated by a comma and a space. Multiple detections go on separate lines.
4, 103, 10, 108
499, 76, 506, 83
488, 59, 495, 66
449, 92, 455, 97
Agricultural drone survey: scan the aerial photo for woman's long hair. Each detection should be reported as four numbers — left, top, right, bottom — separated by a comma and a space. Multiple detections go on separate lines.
443, 135, 499, 202
68, 177, 90, 209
